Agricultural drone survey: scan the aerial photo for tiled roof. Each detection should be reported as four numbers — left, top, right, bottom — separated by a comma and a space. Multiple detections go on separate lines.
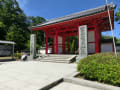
31, 3, 115, 28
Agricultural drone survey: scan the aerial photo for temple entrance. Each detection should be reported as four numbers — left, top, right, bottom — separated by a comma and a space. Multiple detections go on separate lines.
31, 4, 114, 55
45, 25, 99, 55
47, 30, 96, 54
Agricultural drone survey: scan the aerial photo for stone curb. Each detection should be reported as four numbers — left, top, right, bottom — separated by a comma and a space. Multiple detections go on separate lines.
39, 78, 63, 90
63, 72, 120, 90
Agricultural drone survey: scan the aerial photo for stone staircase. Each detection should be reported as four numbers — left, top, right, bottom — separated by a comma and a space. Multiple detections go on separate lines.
37, 54, 76, 63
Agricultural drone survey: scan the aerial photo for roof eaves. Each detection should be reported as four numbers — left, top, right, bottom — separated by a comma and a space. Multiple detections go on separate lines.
31, 3, 115, 29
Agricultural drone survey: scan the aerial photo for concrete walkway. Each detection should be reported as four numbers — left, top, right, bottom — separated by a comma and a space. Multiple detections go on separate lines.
0, 61, 105, 90
0, 61, 76, 90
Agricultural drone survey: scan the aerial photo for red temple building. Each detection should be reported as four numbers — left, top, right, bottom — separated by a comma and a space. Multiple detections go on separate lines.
30, 3, 115, 55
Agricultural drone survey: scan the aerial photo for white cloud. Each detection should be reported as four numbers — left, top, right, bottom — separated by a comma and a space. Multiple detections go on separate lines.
17, 0, 29, 8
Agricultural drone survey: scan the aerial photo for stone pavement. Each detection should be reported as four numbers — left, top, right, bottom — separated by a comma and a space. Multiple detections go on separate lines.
51, 82, 100, 90
0, 61, 76, 90
0, 61, 104, 90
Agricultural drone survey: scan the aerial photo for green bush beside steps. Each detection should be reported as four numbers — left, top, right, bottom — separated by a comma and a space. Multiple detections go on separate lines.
77, 53, 120, 87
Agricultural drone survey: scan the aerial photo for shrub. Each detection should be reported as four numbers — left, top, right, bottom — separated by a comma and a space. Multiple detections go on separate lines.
77, 53, 120, 86
14, 52, 23, 60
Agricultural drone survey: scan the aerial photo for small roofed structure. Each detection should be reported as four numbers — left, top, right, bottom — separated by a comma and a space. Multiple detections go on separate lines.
0, 40, 15, 61
0, 40, 15, 44
30, 3, 115, 55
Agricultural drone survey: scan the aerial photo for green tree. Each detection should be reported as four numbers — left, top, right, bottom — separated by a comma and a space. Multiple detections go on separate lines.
6, 25, 30, 51
28, 16, 46, 26
0, 0, 46, 51
28, 16, 46, 49
115, 5, 120, 24
0, 0, 8, 39
0, 0, 30, 51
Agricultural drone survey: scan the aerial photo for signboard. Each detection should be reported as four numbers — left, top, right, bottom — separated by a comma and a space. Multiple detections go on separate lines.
0, 45, 12, 56
78, 25, 88, 58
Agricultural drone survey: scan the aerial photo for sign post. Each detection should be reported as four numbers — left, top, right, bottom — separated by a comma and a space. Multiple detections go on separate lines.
76, 25, 88, 62
30, 34, 36, 60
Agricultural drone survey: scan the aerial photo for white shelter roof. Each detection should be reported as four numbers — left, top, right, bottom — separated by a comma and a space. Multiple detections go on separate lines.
0, 40, 15, 44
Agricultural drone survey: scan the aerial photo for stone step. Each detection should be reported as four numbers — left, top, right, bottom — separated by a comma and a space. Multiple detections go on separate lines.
41, 57, 70, 60
41, 59, 70, 61
38, 56, 71, 59
37, 54, 76, 63
46, 54, 75, 56
40, 57, 74, 61
40, 60, 70, 63
43, 56, 70, 57
39, 59, 72, 63
45, 55, 76, 57
45, 56, 72, 58
44, 55, 75, 58
40, 59, 70, 62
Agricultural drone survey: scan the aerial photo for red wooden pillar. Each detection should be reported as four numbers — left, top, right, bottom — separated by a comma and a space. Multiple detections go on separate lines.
67, 37, 70, 53
55, 32, 58, 54
99, 30, 101, 52
52, 37, 54, 54
94, 21, 100, 53
62, 36, 65, 54
45, 32, 48, 54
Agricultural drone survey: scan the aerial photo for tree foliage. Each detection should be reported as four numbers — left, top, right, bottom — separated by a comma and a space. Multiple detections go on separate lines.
102, 35, 120, 44
115, 5, 120, 24
69, 36, 78, 54
28, 16, 45, 27
28, 16, 46, 49
0, 0, 30, 51
0, 0, 46, 51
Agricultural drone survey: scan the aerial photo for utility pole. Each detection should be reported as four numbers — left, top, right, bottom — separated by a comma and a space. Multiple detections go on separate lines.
105, 0, 117, 57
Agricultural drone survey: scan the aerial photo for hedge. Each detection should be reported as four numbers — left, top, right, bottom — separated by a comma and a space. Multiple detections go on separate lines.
14, 52, 23, 59
77, 53, 120, 86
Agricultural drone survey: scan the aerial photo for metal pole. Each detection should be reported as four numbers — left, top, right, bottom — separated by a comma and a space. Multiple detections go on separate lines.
12, 44, 14, 59
105, 0, 117, 57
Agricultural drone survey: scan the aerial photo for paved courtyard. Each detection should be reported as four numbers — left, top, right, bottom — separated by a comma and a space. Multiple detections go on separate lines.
0, 61, 76, 90
0, 61, 105, 90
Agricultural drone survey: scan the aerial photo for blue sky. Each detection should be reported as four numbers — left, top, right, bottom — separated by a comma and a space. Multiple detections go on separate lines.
17, 0, 120, 38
